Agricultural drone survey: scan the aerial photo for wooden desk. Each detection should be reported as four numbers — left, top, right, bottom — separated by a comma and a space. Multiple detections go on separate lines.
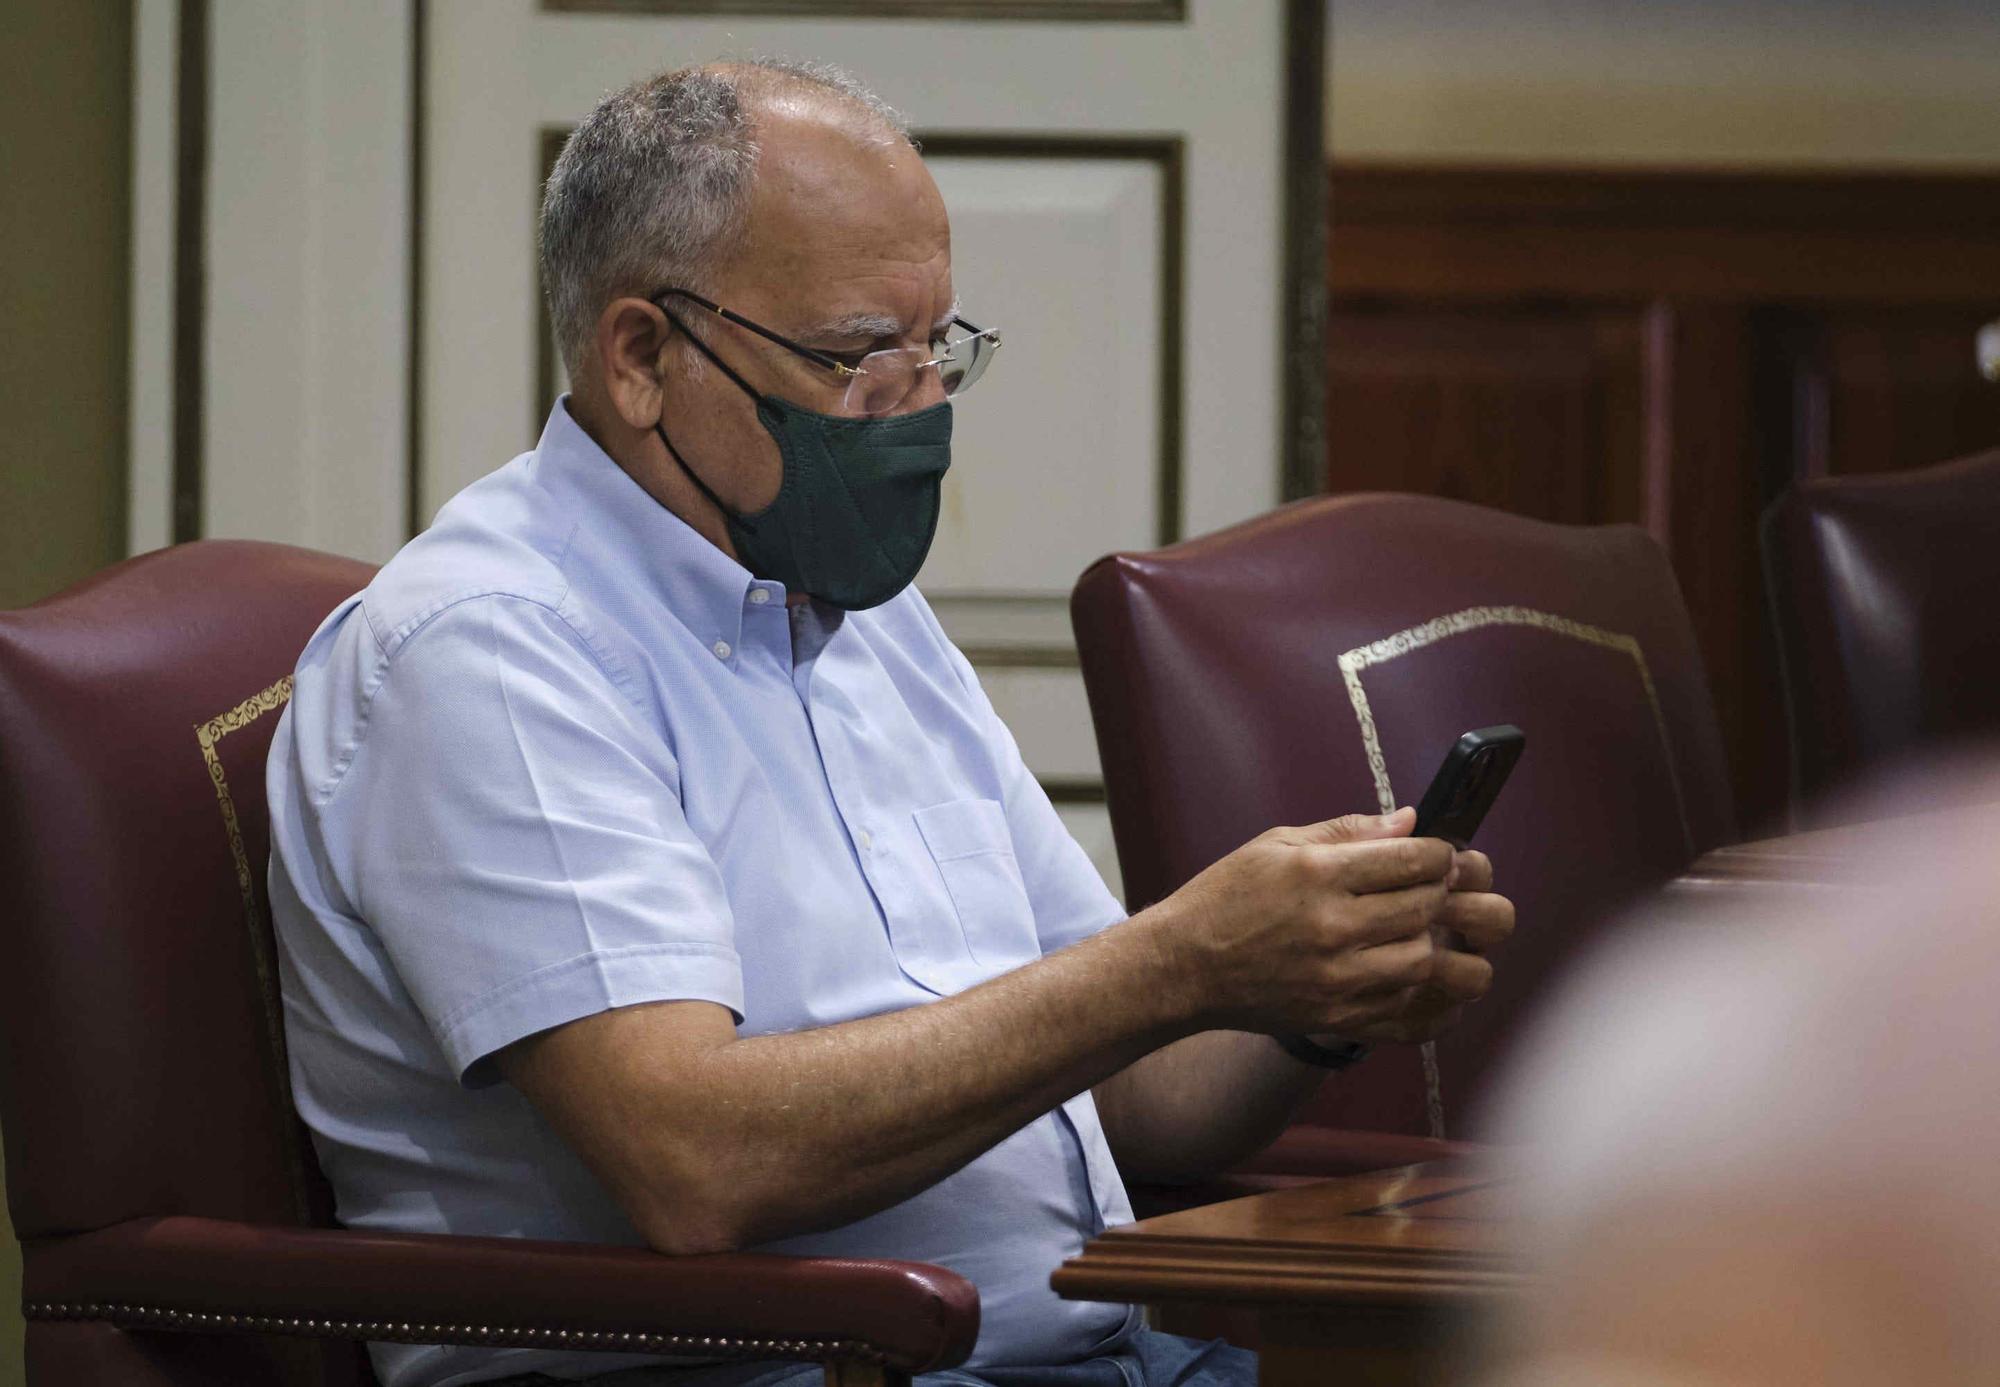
1665, 815, 1931, 909
1053, 1160, 1520, 1386
1679, 821, 1877, 886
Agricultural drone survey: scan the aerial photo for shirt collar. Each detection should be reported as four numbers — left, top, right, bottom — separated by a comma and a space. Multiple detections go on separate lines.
529, 396, 781, 662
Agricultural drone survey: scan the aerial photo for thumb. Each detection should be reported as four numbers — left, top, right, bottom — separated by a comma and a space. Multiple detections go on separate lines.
1300, 805, 1415, 845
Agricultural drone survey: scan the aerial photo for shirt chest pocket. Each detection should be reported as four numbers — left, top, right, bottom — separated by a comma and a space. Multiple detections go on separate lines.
888, 797, 1042, 993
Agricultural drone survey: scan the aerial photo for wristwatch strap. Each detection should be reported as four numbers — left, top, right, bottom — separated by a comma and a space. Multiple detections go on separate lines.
1275, 1033, 1373, 1070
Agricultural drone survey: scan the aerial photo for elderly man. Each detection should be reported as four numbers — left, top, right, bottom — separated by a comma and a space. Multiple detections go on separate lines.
267, 60, 1512, 1387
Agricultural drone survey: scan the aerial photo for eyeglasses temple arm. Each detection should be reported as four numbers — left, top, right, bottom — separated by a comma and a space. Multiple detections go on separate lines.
654, 287, 852, 373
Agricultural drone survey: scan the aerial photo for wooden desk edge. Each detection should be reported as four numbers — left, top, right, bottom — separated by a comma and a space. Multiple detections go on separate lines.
1053, 1160, 1527, 1311
1052, 1251, 1525, 1310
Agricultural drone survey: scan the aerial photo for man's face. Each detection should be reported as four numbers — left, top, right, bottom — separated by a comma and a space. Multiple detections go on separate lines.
663, 105, 955, 515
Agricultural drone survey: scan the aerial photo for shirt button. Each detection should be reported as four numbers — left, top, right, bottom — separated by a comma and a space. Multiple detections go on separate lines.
711, 639, 732, 660
858, 829, 875, 854
747, 588, 771, 606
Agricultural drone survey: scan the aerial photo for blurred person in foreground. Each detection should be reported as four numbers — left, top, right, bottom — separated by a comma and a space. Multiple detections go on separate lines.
1476, 792, 2000, 1386
265, 59, 1514, 1387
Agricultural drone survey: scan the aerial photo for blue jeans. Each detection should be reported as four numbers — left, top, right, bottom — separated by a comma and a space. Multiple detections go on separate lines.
489, 1328, 1256, 1386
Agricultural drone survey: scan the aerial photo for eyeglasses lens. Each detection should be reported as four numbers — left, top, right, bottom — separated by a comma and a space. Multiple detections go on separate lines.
838, 328, 1001, 417
943, 331, 999, 396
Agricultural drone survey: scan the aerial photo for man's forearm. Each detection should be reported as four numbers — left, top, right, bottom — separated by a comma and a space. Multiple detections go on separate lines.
558, 910, 1204, 1253
1090, 1029, 1327, 1185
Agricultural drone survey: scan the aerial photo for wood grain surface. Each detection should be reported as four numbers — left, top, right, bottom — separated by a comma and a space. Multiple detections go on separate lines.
1053, 1160, 1521, 1310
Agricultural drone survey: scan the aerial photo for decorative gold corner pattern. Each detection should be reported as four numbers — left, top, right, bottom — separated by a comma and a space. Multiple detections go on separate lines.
1334, 604, 1693, 1140
193, 674, 309, 1223
1337, 604, 1691, 854
195, 676, 296, 929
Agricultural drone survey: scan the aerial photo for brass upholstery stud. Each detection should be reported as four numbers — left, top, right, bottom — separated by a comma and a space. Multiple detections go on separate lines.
23, 1300, 884, 1367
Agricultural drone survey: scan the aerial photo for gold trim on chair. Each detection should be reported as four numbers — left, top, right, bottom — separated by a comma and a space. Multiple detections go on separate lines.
1335, 605, 1693, 1140
195, 677, 295, 928
193, 676, 308, 1222
1338, 605, 1691, 851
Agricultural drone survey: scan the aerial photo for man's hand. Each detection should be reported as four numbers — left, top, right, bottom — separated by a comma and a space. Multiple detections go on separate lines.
1091, 810, 1514, 1181
1323, 823, 1515, 1047
1143, 806, 1513, 1046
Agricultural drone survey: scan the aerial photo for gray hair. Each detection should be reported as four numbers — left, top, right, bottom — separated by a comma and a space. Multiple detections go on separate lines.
539, 59, 911, 382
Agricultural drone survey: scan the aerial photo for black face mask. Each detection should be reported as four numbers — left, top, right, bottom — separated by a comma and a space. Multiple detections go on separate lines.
656, 328, 953, 612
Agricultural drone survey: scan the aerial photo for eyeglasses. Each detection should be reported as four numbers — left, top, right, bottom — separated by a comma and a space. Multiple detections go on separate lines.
653, 287, 1002, 419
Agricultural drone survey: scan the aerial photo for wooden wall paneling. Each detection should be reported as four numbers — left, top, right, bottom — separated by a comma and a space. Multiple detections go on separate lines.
1323, 165, 2000, 835
1778, 306, 2000, 479
1324, 304, 1648, 527
1325, 167, 2000, 304
1652, 302, 1786, 833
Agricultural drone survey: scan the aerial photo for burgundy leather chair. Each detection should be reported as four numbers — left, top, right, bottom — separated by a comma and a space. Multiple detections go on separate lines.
1762, 447, 2000, 828
0, 541, 975, 1387
1073, 494, 1738, 1171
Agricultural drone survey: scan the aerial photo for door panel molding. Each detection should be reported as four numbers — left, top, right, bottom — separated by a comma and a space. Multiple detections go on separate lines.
544, 0, 1185, 19
920, 132, 1185, 560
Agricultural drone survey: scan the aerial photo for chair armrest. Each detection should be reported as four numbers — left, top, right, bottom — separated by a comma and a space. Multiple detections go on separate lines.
22, 1216, 979, 1375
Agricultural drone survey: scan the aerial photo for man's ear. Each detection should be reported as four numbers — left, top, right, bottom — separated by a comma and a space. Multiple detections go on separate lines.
596, 297, 674, 430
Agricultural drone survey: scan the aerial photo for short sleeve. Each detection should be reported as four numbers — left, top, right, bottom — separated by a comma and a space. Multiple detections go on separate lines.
919, 603, 1128, 956
327, 595, 742, 1087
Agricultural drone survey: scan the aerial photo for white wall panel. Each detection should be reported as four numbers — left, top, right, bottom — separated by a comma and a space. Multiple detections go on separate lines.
926, 593, 1078, 658
1054, 803, 1124, 907
920, 154, 1163, 598
979, 666, 1106, 782
422, 0, 1286, 543
128, 0, 178, 556
203, 0, 410, 561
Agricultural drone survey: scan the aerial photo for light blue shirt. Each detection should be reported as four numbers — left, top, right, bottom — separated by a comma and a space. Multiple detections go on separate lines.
266, 400, 1138, 1387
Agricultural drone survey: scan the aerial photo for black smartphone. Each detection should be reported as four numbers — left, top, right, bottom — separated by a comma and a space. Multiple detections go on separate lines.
1411, 725, 1526, 850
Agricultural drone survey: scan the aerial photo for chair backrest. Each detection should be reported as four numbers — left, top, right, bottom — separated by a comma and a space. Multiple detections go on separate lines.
1072, 494, 1736, 1136
1762, 448, 2000, 826
0, 540, 372, 1242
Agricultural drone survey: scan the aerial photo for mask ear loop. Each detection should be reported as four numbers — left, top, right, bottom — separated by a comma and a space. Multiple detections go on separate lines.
653, 306, 766, 532
662, 305, 766, 403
